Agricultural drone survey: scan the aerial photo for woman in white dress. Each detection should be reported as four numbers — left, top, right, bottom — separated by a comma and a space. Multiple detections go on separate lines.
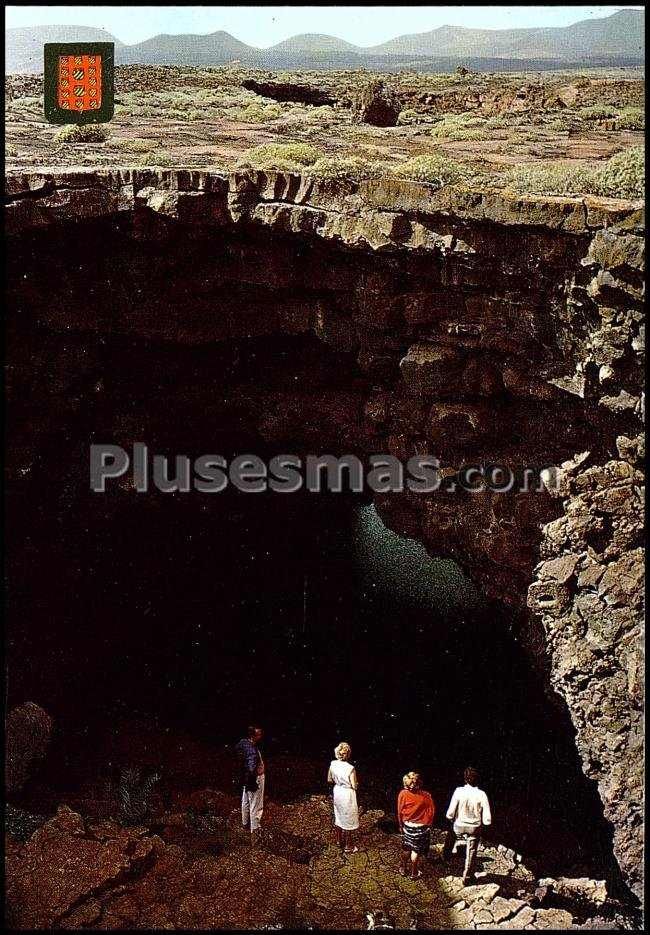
327, 741, 360, 853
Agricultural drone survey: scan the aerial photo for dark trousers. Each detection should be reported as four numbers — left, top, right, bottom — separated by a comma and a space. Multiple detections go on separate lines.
443, 823, 481, 880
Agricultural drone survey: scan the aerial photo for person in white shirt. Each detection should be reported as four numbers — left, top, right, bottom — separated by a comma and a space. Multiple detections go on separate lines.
327, 742, 360, 853
442, 767, 492, 884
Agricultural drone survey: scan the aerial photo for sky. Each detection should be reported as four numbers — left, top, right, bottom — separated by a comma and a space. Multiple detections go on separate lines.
5, 5, 643, 48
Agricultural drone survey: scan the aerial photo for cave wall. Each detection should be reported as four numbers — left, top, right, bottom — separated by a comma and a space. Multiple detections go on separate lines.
5, 168, 645, 897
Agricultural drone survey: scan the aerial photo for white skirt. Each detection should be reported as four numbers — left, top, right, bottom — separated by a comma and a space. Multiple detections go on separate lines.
333, 786, 359, 830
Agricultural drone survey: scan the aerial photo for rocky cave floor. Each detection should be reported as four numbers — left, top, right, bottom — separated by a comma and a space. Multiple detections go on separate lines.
6, 760, 639, 931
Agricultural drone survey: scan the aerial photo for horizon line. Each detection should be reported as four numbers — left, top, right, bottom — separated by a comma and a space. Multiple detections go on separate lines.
6, 6, 644, 52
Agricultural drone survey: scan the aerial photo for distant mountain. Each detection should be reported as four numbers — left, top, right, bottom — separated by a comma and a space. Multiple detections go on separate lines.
119, 30, 256, 65
5, 25, 121, 73
370, 9, 645, 59
5, 9, 645, 73
261, 34, 367, 68
268, 33, 362, 55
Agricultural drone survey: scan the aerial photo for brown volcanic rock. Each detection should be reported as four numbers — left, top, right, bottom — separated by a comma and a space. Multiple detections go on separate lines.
242, 78, 337, 106
4, 799, 307, 929
4, 806, 156, 929
352, 78, 402, 127
2, 791, 630, 929
531, 457, 645, 899
5, 701, 53, 794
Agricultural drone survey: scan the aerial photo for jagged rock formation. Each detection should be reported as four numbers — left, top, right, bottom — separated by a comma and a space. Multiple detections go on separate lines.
352, 78, 402, 126
5, 806, 158, 929
241, 78, 337, 106
530, 451, 644, 899
5, 167, 644, 900
411, 76, 645, 115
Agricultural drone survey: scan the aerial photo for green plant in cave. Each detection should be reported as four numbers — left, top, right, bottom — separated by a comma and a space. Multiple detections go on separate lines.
118, 767, 161, 825
55, 123, 109, 144
238, 142, 323, 171
389, 153, 477, 188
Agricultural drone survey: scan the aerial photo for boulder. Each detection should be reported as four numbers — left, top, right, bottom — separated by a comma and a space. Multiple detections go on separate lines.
4, 806, 156, 929
352, 79, 401, 127
538, 876, 607, 907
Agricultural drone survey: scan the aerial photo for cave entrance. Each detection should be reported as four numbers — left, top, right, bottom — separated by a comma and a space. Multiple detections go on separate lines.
8, 343, 618, 886
5, 216, 624, 891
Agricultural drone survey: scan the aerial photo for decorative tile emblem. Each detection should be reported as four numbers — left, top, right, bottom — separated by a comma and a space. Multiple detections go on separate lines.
57, 55, 103, 111
44, 43, 114, 124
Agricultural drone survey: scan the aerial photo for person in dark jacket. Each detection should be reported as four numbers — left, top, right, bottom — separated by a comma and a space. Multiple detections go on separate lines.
235, 725, 265, 836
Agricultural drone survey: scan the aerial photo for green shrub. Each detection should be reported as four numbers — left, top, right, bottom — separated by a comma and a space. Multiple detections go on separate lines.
546, 116, 571, 132
437, 126, 488, 141
308, 155, 384, 181
238, 142, 322, 171
397, 108, 425, 126
429, 113, 487, 139
15, 95, 42, 110
614, 107, 644, 130
112, 138, 154, 153
390, 153, 476, 188
427, 111, 511, 140
503, 147, 644, 199
55, 123, 109, 144
136, 151, 178, 167
594, 147, 644, 198
310, 105, 335, 120
578, 104, 619, 120
502, 161, 595, 196
483, 115, 508, 129
233, 102, 283, 124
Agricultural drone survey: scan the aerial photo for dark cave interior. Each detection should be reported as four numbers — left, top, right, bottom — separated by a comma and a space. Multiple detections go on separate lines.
6, 319, 624, 888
